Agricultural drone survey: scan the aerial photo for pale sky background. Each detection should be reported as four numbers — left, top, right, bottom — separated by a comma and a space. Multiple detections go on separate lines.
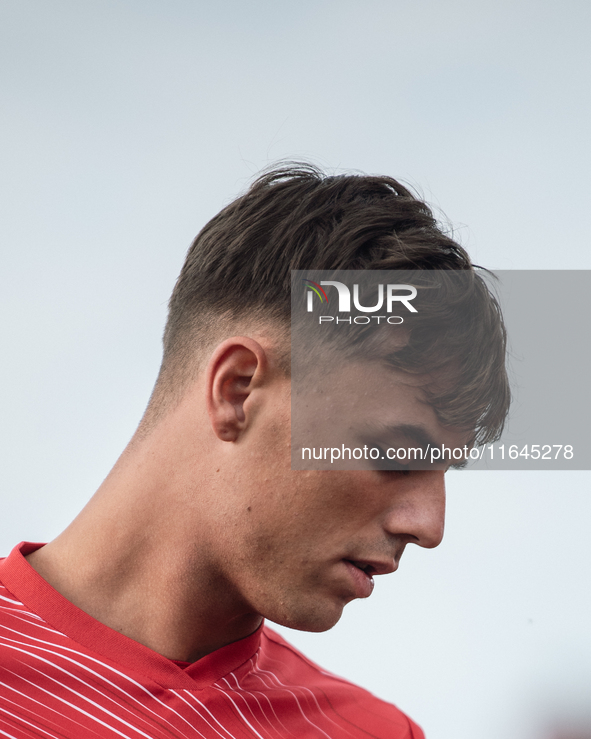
1, 2, 590, 738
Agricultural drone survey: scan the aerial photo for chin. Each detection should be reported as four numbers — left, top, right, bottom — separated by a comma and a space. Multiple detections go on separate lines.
267, 599, 345, 633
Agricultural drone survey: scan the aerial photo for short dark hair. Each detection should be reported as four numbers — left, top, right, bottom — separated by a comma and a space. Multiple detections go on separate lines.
146, 162, 509, 442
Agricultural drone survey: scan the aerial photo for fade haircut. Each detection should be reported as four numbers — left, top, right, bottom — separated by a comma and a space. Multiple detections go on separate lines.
145, 163, 509, 441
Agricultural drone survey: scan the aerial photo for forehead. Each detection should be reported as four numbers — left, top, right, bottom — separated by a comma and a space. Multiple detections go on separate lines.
333, 361, 459, 423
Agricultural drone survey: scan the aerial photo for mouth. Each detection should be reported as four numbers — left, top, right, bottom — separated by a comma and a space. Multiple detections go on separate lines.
345, 556, 397, 577
348, 560, 378, 577
342, 560, 376, 599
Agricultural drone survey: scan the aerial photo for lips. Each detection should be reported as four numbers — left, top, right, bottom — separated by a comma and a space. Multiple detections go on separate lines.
342, 560, 376, 599
339, 554, 398, 598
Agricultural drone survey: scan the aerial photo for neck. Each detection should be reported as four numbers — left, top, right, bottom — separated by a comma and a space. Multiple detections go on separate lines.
26, 416, 262, 663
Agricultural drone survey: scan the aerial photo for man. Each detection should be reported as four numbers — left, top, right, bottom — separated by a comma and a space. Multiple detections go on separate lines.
0, 164, 509, 738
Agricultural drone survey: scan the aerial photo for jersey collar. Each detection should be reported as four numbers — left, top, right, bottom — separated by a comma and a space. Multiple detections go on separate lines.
0, 542, 263, 690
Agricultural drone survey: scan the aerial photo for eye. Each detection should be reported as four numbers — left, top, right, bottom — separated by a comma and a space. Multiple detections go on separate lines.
371, 445, 411, 475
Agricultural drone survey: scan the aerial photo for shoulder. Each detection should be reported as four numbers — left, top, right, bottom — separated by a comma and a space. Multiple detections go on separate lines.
257, 626, 426, 739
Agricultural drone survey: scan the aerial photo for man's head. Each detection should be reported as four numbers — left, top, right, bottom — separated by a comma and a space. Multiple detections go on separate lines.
143, 163, 507, 431
133, 163, 509, 633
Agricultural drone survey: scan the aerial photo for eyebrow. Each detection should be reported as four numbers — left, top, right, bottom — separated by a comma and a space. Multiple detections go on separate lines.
363, 422, 469, 470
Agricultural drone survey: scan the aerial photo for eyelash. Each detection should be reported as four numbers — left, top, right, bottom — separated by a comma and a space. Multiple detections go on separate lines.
372, 446, 411, 475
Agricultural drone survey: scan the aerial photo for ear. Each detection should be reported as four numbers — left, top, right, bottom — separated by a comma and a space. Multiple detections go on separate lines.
206, 337, 268, 442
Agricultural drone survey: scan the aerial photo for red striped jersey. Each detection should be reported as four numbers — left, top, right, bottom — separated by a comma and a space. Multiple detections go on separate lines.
0, 543, 425, 739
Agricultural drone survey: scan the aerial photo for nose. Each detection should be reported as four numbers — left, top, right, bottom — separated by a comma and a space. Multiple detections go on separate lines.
383, 470, 446, 549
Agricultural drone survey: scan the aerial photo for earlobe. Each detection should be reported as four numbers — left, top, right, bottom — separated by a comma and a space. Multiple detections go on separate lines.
206, 338, 267, 443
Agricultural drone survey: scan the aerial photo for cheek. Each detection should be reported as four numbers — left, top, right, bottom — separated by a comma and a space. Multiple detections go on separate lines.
231, 497, 331, 577
291, 472, 385, 529
221, 467, 386, 567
